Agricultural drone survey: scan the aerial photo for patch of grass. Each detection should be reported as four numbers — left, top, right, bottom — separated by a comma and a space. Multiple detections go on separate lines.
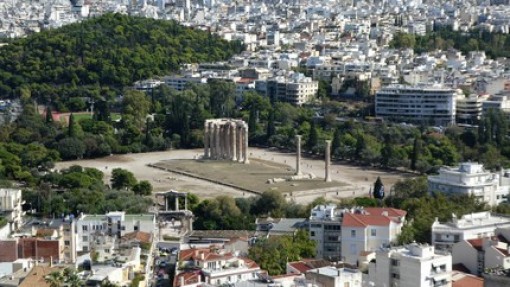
0, 217, 6, 228
163, 235, 180, 241
153, 158, 344, 194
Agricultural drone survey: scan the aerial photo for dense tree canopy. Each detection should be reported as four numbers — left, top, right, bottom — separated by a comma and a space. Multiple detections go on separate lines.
390, 29, 510, 58
0, 13, 243, 107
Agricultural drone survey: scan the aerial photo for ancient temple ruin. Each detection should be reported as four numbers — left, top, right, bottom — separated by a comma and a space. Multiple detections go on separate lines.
203, 119, 249, 163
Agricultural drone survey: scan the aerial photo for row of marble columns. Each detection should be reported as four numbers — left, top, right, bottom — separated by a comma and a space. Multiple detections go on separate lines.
204, 120, 249, 164
295, 135, 332, 182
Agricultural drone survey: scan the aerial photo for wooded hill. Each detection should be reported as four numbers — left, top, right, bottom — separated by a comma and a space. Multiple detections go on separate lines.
0, 13, 243, 101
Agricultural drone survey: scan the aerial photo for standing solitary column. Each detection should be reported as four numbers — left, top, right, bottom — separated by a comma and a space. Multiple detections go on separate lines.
231, 123, 237, 161
204, 122, 210, 158
296, 135, 302, 175
243, 123, 249, 164
325, 140, 332, 182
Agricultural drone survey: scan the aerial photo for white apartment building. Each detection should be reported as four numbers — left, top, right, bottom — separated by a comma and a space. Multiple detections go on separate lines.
428, 162, 510, 206
308, 205, 406, 264
341, 208, 406, 265
482, 91, 510, 116
0, 189, 24, 234
304, 267, 362, 287
177, 248, 261, 286
431, 211, 510, 252
76, 212, 155, 252
256, 72, 318, 106
375, 84, 460, 125
368, 244, 452, 287
162, 74, 208, 91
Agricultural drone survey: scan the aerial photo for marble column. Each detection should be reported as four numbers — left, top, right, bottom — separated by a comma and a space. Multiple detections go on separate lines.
231, 123, 237, 161
225, 124, 231, 160
243, 123, 249, 164
296, 135, 302, 175
204, 122, 210, 158
215, 124, 220, 160
237, 125, 243, 162
325, 140, 332, 182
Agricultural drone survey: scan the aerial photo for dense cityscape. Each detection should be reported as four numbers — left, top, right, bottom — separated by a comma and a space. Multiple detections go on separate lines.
2, 0, 510, 286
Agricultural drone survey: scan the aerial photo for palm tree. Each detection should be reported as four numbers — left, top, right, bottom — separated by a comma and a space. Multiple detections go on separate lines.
66, 273, 82, 287
45, 271, 64, 287
62, 267, 82, 287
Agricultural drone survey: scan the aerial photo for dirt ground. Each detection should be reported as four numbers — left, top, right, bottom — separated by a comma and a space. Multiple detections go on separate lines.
55, 148, 415, 204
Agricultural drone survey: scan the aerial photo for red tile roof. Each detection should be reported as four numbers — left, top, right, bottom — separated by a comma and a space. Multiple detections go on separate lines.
121, 231, 152, 244
342, 212, 392, 227
288, 262, 311, 274
363, 207, 407, 218
452, 271, 483, 287
466, 238, 484, 251
174, 271, 201, 287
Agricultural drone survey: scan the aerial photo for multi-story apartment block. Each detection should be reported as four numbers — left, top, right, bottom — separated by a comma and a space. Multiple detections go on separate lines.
256, 72, 318, 106
175, 247, 261, 287
309, 205, 406, 264
431, 211, 510, 252
375, 84, 460, 125
76, 212, 155, 253
162, 74, 208, 91
305, 267, 362, 287
341, 208, 407, 265
456, 94, 488, 124
368, 244, 452, 287
428, 162, 510, 206
0, 189, 24, 234
482, 91, 510, 116
309, 205, 344, 261
0, 217, 77, 263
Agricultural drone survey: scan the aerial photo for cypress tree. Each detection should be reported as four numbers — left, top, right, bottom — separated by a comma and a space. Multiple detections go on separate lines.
266, 108, 275, 140
45, 106, 53, 124
248, 107, 257, 140
68, 113, 76, 137
411, 136, 421, 171
373, 176, 385, 199
307, 121, 319, 151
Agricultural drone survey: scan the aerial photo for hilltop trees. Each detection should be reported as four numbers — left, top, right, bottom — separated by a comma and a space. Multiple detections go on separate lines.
0, 13, 243, 108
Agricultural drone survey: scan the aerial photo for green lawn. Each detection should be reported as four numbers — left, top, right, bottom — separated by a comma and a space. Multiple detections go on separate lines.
74, 113, 121, 122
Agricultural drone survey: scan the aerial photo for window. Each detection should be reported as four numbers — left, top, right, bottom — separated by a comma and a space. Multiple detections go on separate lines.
391, 259, 399, 266
134, 226, 139, 231
82, 225, 88, 231
121, 226, 126, 231
351, 230, 356, 238
83, 246, 88, 252
391, 273, 400, 279
310, 231, 315, 237
82, 236, 88, 242
371, 229, 376, 237
64, 240, 70, 246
